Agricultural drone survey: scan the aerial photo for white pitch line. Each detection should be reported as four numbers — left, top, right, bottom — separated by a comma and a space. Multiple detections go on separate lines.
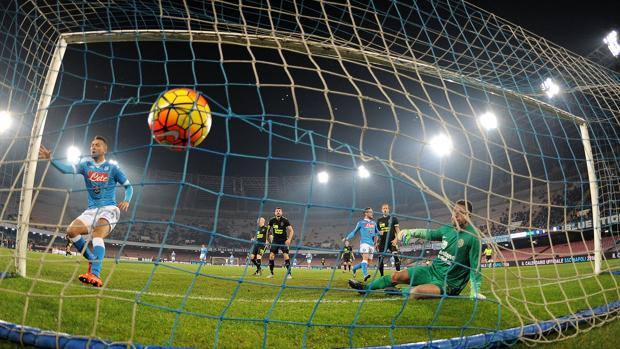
98, 286, 407, 304
22, 276, 405, 304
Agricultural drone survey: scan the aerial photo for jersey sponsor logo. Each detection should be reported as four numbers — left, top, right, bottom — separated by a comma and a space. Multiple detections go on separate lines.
364, 223, 375, 228
441, 239, 448, 249
88, 171, 109, 183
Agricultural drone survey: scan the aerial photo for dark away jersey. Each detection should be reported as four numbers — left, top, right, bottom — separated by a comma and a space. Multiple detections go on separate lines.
377, 215, 399, 247
342, 245, 353, 257
268, 217, 291, 242
255, 226, 268, 243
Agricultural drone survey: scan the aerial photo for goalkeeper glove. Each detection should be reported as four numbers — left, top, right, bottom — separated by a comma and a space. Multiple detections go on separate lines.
398, 229, 415, 245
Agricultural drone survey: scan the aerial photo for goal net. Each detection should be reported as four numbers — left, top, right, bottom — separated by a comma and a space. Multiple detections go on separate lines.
0, 1, 619, 348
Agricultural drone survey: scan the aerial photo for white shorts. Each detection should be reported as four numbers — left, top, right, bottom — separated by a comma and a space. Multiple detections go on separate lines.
76, 205, 120, 234
359, 243, 375, 259
200, 253, 207, 260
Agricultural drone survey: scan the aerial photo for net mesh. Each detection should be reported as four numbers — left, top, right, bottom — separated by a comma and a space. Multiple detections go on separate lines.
0, 0, 619, 348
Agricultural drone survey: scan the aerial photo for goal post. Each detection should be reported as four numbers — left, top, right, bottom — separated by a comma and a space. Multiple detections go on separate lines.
14, 37, 67, 277
580, 123, 601, 275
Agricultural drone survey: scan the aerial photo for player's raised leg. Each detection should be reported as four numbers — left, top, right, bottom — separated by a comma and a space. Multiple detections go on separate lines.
65, 219, 95, 261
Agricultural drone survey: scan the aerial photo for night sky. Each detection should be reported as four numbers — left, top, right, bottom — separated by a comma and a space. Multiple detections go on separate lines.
469, 0, 619, 62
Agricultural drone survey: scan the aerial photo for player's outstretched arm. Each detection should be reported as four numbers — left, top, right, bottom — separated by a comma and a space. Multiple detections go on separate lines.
397, 227, 444, 245
114, 166, 133, 212
344, 221, 361, 241
40, 145, 79, 174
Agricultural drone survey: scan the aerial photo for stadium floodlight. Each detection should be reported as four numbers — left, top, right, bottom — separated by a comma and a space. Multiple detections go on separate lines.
357, 165, 370, 178
478, 111, 498, 130
317, 170, 329, 184
0, 110, 12, 133
541, 78, 560, 98
429, 133, 453, 157
66, 146, 81, 164
604, 30, 620, 57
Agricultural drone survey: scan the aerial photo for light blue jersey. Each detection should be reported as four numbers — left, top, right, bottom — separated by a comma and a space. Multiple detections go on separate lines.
346, 218, 379, 245
200, 247, 208, 255
51, 157, 133, 209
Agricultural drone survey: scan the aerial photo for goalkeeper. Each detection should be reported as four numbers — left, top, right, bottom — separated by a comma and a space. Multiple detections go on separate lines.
348, 200, 485, 300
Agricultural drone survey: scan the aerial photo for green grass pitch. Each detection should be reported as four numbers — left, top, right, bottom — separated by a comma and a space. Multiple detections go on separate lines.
0, 248, 618, 348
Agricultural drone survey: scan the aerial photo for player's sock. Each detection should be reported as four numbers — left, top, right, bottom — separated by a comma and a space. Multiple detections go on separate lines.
70, 235, 95, 261
284, 259, 291, 275
365, 275, 394, 290
251, 258, 257, 267
351, 262, 362, 272
348, 264, 351, 271
361, 260, 368, 277
269, 259, 274, 275
378, 258, 384, 276
91, 237, 105, 277
394, 256, 401, 271
256, 259, 261, 271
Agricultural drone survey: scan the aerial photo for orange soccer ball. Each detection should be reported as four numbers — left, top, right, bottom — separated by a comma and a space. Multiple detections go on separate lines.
148, 88, 212, 150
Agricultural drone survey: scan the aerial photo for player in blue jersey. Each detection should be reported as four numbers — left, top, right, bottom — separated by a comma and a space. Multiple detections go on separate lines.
39, 136, 133, 287
343, 207, 379, 282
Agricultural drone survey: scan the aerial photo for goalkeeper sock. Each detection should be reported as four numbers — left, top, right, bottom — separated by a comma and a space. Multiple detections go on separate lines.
91, 237, 105, 277
361, 260, 368, 276
70, 235, 95, 261
256, 259, 261, 271
365, 275, 394, 290
269, 260, 274, 274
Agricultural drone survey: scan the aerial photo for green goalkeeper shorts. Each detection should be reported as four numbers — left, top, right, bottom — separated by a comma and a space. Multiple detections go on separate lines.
406, 265, 445, 294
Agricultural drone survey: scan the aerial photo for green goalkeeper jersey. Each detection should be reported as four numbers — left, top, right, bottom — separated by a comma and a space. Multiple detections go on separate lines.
403, 224, 481, 295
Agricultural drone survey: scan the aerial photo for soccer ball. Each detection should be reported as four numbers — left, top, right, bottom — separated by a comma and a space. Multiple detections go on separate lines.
148, 88, 212, 150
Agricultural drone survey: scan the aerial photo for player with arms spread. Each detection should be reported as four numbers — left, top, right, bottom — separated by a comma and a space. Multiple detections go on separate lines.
266, 208, 294, 279
250, 217, 268, 275
39, 136, 133, 287
344, 207, 379, 282
376, 203, 401, 276
349, 200, 485, 300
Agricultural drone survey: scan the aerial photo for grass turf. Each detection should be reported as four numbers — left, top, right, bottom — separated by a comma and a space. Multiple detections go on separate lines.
0, 248, 618, 348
